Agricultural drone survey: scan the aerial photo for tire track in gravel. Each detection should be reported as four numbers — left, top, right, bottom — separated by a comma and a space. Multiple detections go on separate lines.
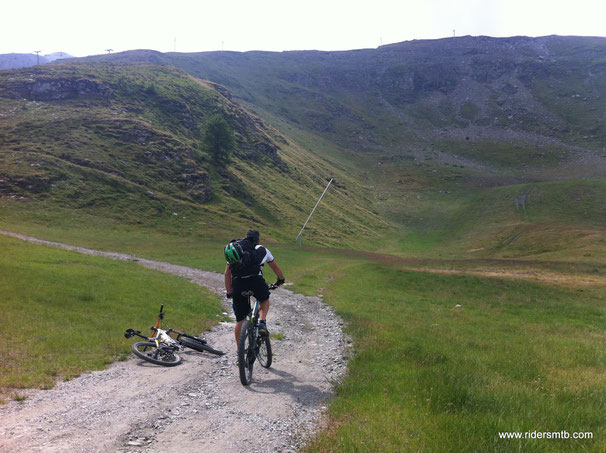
0, 230, 350, 453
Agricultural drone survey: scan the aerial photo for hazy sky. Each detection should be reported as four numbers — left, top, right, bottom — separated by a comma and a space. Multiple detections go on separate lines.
3, 0, 606, 57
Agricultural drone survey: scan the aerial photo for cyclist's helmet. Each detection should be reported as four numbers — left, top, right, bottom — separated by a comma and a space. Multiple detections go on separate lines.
224, 241, 243, 265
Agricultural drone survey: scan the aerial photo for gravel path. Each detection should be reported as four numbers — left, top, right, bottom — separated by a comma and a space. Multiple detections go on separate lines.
0, 231, 350, 453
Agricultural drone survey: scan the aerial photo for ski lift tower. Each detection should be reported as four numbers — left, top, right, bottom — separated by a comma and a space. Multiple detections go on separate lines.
297, 178, 334, 245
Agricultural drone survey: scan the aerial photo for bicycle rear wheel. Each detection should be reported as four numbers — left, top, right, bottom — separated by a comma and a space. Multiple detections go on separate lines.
256, 336, 272, 368
132, 341, 182, 366
179, 336, 225, 356
238, 321, 254, 385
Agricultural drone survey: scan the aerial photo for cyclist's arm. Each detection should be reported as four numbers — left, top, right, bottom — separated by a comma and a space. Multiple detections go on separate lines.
224, 265, 232, 294
267, 260, 284, 281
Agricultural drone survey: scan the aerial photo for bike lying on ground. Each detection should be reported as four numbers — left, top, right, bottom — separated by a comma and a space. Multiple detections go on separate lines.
238, 284, 277, 385
125, 304, 224, 366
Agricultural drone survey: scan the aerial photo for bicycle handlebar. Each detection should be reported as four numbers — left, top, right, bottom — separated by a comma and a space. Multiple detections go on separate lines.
124, 328, 148, 340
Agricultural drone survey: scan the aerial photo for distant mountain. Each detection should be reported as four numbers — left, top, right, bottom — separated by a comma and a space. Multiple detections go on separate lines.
2, 36, 606, 256
44, 52, 72, 62
0, 52, 73, 70
0, 53, 49, 69
74, 36, 606, 180
62, 36, 606, 258
162, 35, 606, 179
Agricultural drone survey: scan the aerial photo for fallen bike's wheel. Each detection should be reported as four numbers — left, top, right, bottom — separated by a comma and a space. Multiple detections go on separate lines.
238, 321, 254, 385
132, 341, 182, 366
256, 335, 272, 369
179, 336, 225, 356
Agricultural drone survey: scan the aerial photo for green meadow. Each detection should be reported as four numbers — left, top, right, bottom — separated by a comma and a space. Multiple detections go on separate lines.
1, 223, 604, 451
0, 234, 222, 400
304, 262, 606, 452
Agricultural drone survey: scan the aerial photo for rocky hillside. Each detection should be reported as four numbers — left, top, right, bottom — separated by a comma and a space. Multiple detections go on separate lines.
149, 35, 605, 258
4, 36, 606, 256
74, 36, 606, 181
0, 64, 388, 244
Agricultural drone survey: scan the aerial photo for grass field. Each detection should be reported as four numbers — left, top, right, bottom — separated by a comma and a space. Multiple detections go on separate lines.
1, 225, 605, 451
302, 261, 606, 452
2, 189, 606, 452
0, 235, 222, 401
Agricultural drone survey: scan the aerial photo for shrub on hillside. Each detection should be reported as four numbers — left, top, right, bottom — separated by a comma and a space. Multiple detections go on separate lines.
202, 114, 235, 164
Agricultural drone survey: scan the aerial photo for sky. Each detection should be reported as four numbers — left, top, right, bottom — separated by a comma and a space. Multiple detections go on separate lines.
3, 0, 606, 57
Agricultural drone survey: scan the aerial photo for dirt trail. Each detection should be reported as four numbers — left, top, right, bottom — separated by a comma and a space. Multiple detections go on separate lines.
0, 231, 350, 453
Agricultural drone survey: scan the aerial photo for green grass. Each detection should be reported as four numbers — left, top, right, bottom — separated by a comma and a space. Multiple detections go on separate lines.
304, 261, 606, 452
0, 63, 390, 249
369, 173, 606, 263
1, 226, 605, 452
438, 140, 567, 169
0, 235, 222, 396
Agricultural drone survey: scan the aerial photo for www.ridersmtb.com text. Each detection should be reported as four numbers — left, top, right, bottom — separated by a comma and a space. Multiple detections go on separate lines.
499, 431, 593, 440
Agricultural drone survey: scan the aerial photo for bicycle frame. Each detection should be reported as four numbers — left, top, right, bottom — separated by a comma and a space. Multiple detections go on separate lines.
148, 304, 179, 346
245, 285, 276, 325
125, 304, 180, 349
150, 326, 179, 348
238, 285, 276, 384
249, 298, 261, 326
245, 283, 278, 329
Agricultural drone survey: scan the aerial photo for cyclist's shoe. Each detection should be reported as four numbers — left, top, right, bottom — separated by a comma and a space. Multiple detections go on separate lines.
258, 320, 270, 337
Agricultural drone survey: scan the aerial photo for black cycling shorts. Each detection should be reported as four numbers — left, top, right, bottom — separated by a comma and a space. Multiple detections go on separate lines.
231, 275, 270, 322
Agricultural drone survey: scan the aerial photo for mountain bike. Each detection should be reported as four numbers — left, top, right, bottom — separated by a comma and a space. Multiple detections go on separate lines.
238, 284, 277, 385
125, 305, 224, 366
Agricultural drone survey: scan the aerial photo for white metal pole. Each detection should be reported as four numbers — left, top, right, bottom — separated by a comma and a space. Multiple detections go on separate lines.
297, 178, 333, 245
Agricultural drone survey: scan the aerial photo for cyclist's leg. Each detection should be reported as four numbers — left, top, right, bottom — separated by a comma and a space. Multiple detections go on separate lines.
259, 299, 270, 321
232, 280, 250, 350
252, 276, 271, 321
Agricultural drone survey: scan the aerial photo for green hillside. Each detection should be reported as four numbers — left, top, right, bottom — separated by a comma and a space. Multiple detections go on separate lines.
61, 36, 606, 260
0, 63, 389, 246
2, 37, 606, 256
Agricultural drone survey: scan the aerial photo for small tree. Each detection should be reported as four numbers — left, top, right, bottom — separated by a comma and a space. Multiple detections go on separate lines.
203, 114, 235, 164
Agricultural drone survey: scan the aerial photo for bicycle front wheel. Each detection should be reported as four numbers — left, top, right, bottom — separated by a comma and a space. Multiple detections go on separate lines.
179, 336, 225, 356
256, 336, 272, 368
238, 321, 254, 385
132, 342, 182, 367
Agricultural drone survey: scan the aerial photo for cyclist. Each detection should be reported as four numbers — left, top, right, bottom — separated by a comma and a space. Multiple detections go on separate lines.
224, 229, 285, 351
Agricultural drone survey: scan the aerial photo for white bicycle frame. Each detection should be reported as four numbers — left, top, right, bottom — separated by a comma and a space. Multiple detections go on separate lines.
151, 327, 180, 349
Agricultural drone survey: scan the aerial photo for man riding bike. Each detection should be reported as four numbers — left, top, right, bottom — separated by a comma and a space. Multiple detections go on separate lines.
224, 229, 285, 352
